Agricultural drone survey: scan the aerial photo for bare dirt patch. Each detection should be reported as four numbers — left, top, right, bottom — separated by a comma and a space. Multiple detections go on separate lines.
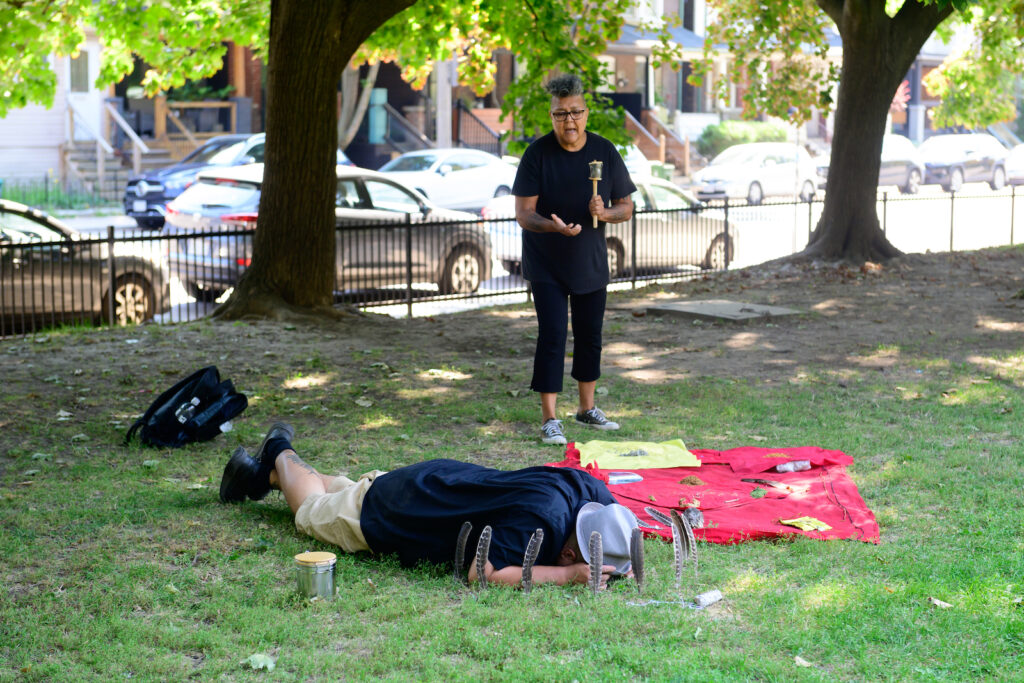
2, 247, 1022, 461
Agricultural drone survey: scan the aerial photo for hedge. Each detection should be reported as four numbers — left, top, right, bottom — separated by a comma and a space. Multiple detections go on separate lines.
696, 120, 789, 158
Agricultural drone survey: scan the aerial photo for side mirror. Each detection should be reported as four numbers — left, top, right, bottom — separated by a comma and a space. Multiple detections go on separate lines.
438, 164, 453, 176
420, 204, 431, 218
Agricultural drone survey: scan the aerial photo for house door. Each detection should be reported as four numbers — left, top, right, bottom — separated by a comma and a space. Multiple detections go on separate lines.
66, 39, 103, 142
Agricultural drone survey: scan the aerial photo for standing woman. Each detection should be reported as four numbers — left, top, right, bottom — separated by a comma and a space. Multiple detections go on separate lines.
512, 74, 636, 445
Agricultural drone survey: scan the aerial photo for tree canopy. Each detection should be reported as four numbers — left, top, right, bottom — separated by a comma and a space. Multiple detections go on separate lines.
689, 0, 1023, 263
0, 0, 269, 118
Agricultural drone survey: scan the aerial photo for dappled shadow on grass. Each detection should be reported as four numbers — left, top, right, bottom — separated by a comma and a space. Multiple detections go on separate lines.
1, 248, 1022, 679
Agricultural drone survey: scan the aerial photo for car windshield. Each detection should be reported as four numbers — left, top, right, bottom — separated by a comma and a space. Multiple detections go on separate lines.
710, 146, 770, 166
363, 180, 421, 213
180, 140, 246, 165
0, 212, 66, 243
919, 136, 966, 153
649, 183, 694, 210
173, 179, 260, 210
380, 154, 438, 172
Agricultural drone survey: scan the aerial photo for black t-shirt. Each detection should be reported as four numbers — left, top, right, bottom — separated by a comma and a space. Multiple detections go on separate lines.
359, 459, 615, 571
512, 132, 636, 293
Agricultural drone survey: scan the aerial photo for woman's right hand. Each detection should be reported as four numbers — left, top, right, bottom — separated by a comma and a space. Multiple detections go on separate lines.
551, 213, 582, 236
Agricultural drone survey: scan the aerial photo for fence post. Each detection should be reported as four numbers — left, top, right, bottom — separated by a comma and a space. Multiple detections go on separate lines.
949, 190, 955, 253
723, 197, 730, 270
807, 194, 813, 245
107, 225, 116, 326
1011, 185, 1016, 246
404, 213, 413, 319
630, 212, 637, 289
881, 191, 888, 235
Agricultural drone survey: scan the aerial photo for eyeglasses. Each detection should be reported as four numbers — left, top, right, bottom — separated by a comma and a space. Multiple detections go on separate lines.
550, 108, 587, 122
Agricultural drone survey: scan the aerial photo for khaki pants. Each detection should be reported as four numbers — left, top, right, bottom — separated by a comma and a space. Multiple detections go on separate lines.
294, 470, 386, 552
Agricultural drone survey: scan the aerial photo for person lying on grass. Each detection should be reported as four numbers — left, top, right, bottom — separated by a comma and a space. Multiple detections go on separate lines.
219, 422, 637, 589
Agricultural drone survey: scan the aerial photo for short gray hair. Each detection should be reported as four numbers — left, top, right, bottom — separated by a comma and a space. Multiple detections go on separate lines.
544, 74, 584, 98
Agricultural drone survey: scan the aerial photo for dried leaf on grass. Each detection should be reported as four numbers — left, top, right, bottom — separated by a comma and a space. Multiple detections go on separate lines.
928, 596, 953, 609
794, 655, 814, 668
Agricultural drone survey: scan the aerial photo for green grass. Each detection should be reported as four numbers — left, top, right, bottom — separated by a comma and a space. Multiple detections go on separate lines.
0, 176, 120, 212
1, 305, 1023, 681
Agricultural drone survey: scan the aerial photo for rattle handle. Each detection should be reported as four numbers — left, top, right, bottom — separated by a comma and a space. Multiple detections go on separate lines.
592, 178, 598, 228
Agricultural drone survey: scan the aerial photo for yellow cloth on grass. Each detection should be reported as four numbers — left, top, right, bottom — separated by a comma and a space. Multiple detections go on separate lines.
578, 438, 700, 470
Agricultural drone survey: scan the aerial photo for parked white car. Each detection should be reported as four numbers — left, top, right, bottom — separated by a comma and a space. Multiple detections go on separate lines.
377, 148, 518, 211
1006, 143, 1024, 186
691, 142, 818, 204
483, 175, 734, 276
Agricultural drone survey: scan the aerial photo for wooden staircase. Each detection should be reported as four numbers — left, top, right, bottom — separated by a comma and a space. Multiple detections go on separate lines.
61, 143, 177, 201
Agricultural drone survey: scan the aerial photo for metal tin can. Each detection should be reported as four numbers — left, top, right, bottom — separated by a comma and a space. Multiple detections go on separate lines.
294, 551, 336, 599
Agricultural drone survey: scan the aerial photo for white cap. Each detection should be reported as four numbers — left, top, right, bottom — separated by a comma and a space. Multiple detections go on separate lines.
575, 502, 638, 575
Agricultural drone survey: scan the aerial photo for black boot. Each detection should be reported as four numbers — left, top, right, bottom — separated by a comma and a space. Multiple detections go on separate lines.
219, 447, 272, 503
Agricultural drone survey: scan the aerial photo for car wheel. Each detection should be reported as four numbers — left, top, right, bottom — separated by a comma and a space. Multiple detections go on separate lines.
501, 260, 522, 275
494, 185, 511, 198
439, 245, 484, 294
186, 282, 227, 303
900, 168, 922, 195
702, 233, 734, 270
947, 168, 964, 193
990, 166, 1006, 191
747, 182, 763, 205
799, 181, 815, 202
102, 275, 155, 325
606, 239, 625, 278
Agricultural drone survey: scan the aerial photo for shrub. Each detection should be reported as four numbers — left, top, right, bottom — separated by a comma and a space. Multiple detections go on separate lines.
696, 120, 789, 158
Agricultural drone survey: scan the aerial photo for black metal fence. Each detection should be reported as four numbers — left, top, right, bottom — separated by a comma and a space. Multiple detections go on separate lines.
2, 187, 1021, 336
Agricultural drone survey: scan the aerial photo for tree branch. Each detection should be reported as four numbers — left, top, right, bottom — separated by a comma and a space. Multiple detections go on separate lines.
815, 0, 845, 26
891, 0, 956, 50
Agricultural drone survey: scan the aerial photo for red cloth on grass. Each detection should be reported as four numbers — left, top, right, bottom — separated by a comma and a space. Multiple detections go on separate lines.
547, 444, 880, 544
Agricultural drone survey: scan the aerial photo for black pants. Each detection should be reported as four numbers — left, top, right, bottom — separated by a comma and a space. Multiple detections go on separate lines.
529, 281, 607, 393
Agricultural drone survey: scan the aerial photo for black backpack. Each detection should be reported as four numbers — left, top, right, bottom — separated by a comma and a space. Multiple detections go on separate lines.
125, 366, 248, 448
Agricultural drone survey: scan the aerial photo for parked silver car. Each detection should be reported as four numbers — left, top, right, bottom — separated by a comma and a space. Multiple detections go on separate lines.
1, 199, 170, 332
815, 134, 925, 194
919, 133, 1008, 192
483, 175, 734, 276
691, 142, 818, 204
163, 164, 492, 300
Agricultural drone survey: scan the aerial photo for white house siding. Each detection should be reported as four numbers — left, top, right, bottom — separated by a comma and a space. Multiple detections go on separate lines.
0, 31, 105, 183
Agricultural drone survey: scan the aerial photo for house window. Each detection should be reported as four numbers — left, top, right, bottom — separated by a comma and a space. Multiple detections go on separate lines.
70, 52, 89, 92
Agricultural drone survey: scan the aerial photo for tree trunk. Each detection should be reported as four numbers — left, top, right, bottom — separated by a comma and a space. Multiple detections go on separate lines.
215, 0, 413, 321
800, 0, 954, 264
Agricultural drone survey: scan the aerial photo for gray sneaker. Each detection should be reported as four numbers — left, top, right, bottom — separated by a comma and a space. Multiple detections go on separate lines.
575, 407, 620, 431
541, 418, 567, 445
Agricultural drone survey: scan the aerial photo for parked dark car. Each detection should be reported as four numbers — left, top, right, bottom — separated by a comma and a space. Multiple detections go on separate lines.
815, 135, 925, 195
919, 133, 1008, 192
124, 134, 354, 228
1, 200, 170, 334
163, 164, 492, 301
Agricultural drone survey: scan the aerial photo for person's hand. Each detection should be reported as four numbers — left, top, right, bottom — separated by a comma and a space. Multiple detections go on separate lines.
565, 562, 617, 590
589, 194, 606, 222
551, 213, 582, 236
